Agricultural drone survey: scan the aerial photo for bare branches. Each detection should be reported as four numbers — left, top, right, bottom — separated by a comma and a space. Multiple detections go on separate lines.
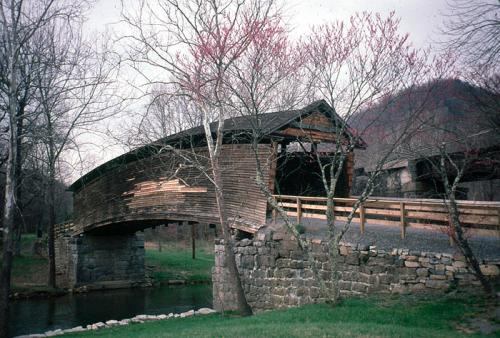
441, 0, 500, 66
121, 0, 288, 316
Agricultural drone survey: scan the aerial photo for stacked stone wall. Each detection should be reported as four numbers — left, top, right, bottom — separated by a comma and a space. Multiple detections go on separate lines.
213, 228, 500, 312
55, 234, 78, 288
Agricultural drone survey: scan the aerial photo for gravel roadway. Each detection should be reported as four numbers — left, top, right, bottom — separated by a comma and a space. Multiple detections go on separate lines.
272, 217, 500, 261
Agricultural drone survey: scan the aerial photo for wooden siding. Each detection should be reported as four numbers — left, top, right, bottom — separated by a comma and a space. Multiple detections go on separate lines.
276, 128, 338, 142
73, 144, 271, 234
300, 111, 335, 129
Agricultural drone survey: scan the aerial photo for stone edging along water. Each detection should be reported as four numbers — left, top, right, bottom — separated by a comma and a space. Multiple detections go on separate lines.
14, 307, 217, 338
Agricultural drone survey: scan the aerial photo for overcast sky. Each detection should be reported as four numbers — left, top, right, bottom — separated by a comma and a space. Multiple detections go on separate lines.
84, 0, 449, 48
70, 0, 452, 181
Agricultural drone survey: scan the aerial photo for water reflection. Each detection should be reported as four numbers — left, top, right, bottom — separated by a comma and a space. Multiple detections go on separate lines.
9, 284, 212, 337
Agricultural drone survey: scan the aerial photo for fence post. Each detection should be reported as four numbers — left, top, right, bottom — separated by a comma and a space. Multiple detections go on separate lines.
360, 204, 365, 234
400, 202, 406, 239
272, 208, 277, 224
191, 222, 196, 259
296, 197, 302, 223
498, 209, 500, 233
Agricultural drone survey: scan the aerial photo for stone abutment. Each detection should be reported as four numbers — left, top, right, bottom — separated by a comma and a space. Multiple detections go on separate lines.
55, 232, 146, 289
212, 227, 500, 312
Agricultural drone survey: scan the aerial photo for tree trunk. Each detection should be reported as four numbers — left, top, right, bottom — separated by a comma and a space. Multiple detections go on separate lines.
212, 157, 252, 316
0, 52, 19, 338
447, 196, 495, 297
47, 161, 56, 288
0, 152, 16, 338
13, 108, 25, 257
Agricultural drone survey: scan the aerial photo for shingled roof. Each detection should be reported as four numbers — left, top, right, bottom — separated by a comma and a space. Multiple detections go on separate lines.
159, 99, 346, 141
70, 100, 360, 192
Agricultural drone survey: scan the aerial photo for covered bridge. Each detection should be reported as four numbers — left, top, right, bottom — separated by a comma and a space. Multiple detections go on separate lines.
55, 100, 363, 288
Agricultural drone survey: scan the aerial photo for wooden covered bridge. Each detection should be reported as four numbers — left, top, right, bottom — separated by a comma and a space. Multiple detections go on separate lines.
54, 99, 500, 289
55, 100, 362, 288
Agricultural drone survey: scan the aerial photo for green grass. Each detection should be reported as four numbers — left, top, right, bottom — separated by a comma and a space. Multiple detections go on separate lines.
0, 233, 49, 291
145, 244, 214, 283
64, 294, 495, 337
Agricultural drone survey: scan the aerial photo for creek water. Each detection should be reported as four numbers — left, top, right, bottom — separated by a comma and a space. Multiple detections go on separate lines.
8, 284, 213, 337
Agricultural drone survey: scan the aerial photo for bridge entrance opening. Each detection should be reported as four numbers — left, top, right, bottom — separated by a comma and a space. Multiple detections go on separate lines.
274, 142, 349, 198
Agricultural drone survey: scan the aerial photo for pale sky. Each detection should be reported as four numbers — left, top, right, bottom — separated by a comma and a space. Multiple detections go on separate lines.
84, 0, 449, 48
69, 0, 451, 182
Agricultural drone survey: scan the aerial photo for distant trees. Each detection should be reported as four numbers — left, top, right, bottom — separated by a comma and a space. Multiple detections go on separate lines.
0, 1, 77, 332
441, 0, 499, 66
32, 15, 121, 288
0, 0, 119, 333
422, 0, 500, 297
441, 0, 499, 134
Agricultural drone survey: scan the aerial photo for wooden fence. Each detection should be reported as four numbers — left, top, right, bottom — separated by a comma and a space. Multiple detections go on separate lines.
54, 221, 75, 239
272, 195, 500, 239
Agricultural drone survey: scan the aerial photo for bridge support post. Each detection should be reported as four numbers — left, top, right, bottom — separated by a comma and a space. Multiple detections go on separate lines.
191, 222, 196, 260
56, 231, 146, 289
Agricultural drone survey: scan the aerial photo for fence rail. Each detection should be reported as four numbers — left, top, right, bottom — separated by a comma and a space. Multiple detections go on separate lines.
54, 221, 75, 238
272, 194, 500, 239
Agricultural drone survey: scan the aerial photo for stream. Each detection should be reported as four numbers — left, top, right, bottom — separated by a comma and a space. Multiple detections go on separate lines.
8, 284, 212, 337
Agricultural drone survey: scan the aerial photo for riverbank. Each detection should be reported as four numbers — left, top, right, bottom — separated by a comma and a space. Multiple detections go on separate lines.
3, 235, 214, 299
58, 293, 497, 337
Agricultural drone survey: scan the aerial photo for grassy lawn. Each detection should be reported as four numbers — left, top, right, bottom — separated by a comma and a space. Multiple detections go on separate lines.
64, 294, 495, 337
145, 242, 214, 283
0, 234, 50, 292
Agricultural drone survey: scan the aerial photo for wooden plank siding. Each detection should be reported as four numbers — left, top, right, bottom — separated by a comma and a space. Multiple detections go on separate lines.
73, 144, 272, 234
300, 112, 336, 128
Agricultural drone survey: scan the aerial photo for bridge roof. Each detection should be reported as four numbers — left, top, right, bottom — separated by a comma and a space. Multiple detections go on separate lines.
70, 100, 363, 192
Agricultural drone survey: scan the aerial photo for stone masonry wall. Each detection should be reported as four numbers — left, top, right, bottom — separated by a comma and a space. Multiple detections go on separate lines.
56, 232, 145, 289
55, 234, 78, 288
213, 228, 500, 312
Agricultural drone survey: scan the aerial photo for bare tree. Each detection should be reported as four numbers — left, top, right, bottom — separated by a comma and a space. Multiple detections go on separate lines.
234, 12, 452, 303
399, 96, 498, 296
118, 86, 205, 149
440, 0, 499, 132
0, 0, 90, 334
121, 0, 285, 315
31, 17, 120, 287
441, 0, 500, 66
431, 0, 500, 297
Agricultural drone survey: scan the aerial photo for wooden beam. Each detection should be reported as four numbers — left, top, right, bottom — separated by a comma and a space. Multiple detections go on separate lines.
277, 127, 340, 142
297, 197, 302, 224
400, 202, 406, 239
360, 204, 365, 234
191, 222, 196, 259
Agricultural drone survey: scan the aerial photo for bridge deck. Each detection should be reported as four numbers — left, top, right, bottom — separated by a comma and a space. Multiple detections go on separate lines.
270, 216, 500, 261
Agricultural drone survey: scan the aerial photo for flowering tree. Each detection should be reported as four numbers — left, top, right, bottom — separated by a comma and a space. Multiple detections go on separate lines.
122, 0, 286, 315
232, 12, 454, 303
